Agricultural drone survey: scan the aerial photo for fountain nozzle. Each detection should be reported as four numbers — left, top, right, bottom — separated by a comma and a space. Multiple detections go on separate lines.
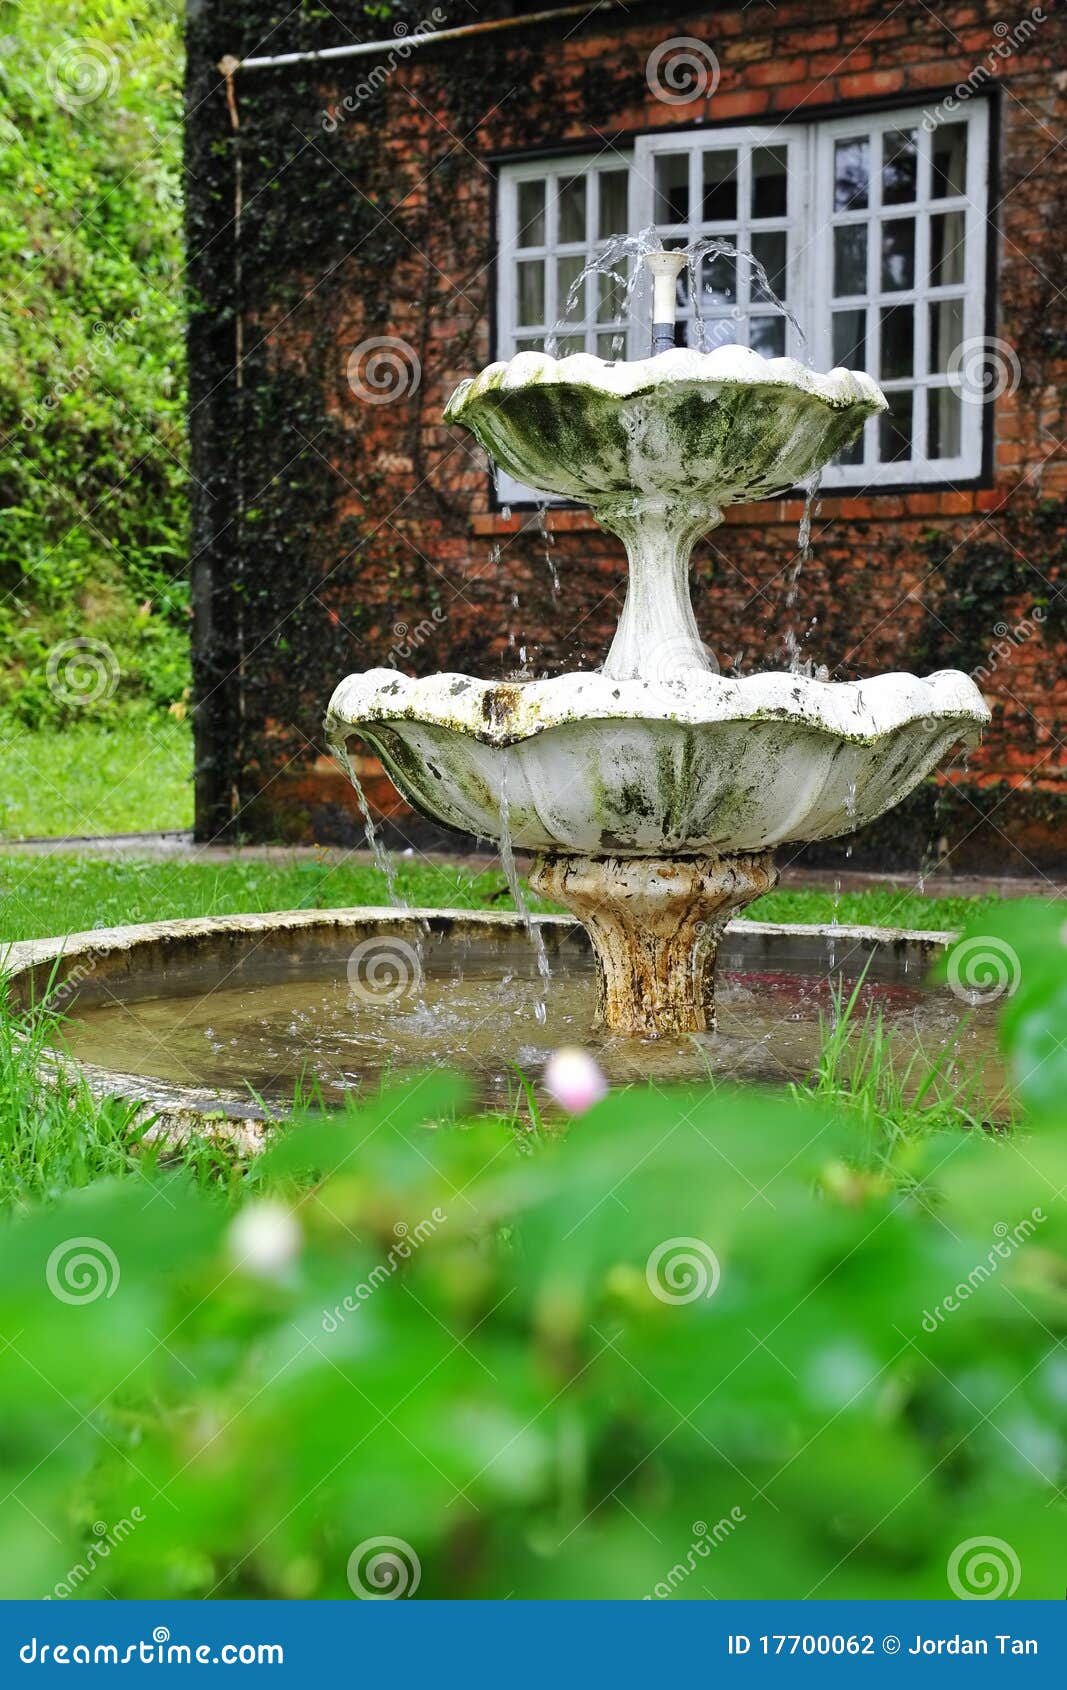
644, 250, 689, 355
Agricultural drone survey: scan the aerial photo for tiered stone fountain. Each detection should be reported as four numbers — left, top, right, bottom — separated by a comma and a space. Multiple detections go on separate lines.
326, 254, 988, 1038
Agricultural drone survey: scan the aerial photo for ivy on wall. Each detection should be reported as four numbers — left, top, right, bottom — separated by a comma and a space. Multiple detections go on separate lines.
185, 0, 647, 839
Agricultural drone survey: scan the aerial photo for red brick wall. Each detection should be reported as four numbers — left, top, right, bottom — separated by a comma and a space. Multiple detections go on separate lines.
205, 0, 1067, 870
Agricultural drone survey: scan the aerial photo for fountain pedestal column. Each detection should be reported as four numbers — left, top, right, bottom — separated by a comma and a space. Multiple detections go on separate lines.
528, 851, 779, 1037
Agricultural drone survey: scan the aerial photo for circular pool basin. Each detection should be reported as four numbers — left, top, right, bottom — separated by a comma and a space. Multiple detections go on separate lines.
2, 908, 1004, 1154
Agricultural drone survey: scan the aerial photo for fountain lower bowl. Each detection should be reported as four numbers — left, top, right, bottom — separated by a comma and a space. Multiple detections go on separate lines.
3, 909, 1004, 1152
326, 667, 989, 853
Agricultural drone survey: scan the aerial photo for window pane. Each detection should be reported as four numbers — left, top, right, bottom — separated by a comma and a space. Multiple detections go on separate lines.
832, 308, 866, 368
928, 296, 964, 373
834, 138, 869, 210
655, 154, 689, 224
516, 336, 544, 352
930, 211, 965, 286
879, 391, 913, 461
558, 176, 586, 244
927, 386, 962, 458
931, 123, 967, 197
749, 315, 786, 357
881, 218, 915, 291
704, 315, 739, 351
702, 150, 738, 222
597, 330, 624, 359
751, 146, 787, 218
882, 129, 918, 204
556, 333, 583, 355
880, 305, 914, 379
516, 180, 545, 247
701, 250, 737, 307
598, 170, 628, 238
751, 231, 787, 302
517, 260, 545, 325
833, 224, 867, 295
556, 255, 585, 320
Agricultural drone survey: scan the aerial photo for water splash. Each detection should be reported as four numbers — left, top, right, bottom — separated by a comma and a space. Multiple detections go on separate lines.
544, 225, 805, 360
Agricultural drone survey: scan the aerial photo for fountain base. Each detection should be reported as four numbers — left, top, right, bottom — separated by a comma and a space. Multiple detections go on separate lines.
528, 851, 779, 1037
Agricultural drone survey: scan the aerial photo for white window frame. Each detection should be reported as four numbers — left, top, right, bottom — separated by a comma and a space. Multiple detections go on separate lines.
809, 101, 989, 487
493, 100, 990, 503
631, 126, 808, 360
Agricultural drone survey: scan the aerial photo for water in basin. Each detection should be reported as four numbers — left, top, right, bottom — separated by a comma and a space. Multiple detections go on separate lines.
57, 932, 1007, 1117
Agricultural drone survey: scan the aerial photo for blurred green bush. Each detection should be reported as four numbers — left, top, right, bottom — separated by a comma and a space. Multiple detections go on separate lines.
0, 905, 1063, 1599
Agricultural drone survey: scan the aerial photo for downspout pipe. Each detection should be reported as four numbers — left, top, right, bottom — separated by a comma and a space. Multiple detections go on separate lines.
219, 0, 627, 75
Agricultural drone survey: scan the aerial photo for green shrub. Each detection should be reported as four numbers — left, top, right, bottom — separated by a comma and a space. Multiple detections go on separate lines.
0, 0, 189, 723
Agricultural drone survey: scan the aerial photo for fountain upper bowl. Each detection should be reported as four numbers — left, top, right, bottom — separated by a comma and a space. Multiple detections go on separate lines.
443, 347, 887, 505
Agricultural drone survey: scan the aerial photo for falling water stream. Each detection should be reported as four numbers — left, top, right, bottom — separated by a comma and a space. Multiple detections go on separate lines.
497, 757, 551, 1024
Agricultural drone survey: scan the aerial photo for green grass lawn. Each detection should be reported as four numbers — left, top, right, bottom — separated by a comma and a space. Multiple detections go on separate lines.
0, 715, 193, 839
0, 852, 1004, 944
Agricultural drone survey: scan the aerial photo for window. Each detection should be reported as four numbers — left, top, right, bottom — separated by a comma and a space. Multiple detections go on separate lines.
494, 101, 990, 499
496, 155, 635, 360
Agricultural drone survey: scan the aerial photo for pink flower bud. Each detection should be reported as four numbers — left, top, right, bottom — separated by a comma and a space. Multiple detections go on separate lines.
543, 1046, 608, 1115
